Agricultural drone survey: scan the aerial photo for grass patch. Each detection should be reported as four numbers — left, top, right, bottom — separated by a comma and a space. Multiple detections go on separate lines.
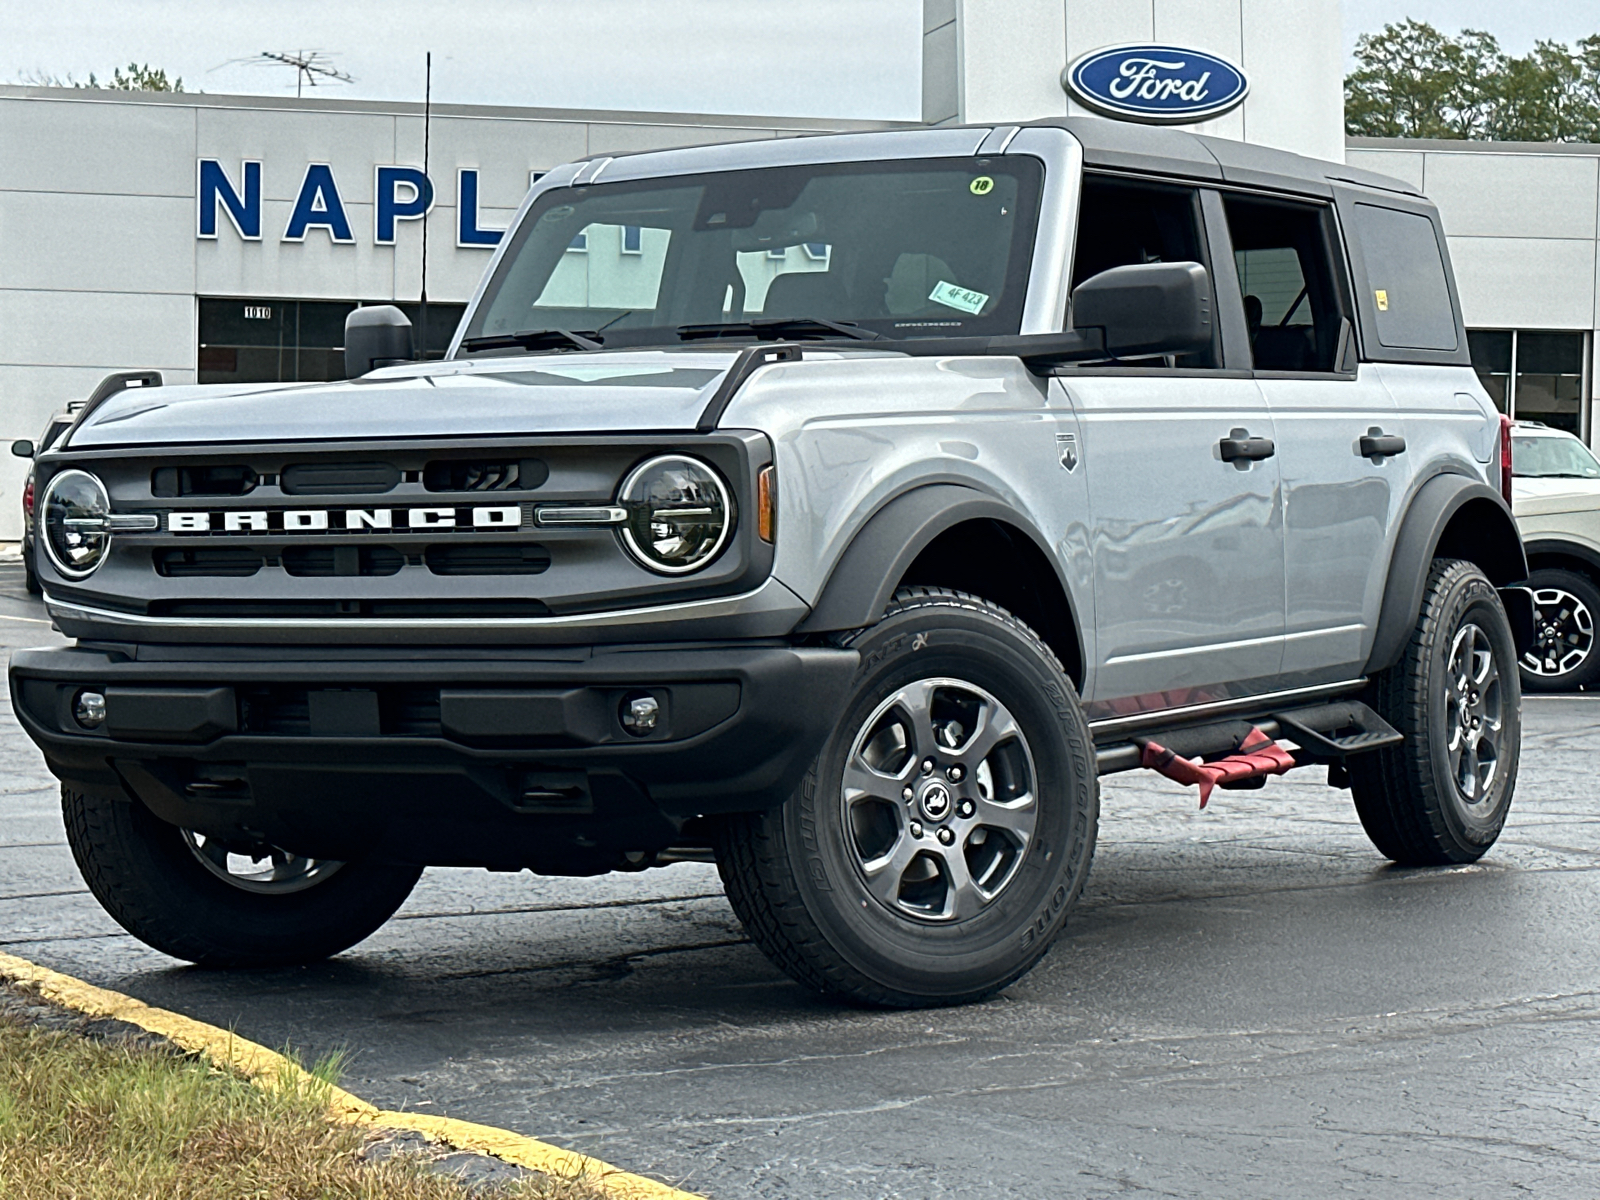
0, 1003, 611, 1200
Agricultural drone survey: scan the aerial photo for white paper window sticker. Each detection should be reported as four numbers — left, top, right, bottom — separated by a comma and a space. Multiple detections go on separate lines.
929, 280, 989, 315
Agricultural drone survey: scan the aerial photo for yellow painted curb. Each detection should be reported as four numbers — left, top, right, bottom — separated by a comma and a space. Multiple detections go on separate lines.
0, 951, 702, 1200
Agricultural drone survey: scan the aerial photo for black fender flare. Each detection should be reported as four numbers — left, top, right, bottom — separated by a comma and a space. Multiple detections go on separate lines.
795, 483, 1082, 647
1522, 538, 1600, 579
1364, 473, 1529, 675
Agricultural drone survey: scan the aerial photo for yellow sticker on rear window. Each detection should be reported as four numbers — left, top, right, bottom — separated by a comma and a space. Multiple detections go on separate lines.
969, 176, 994, 196
1375, 289, 1389, 311
929, 280, 989, 315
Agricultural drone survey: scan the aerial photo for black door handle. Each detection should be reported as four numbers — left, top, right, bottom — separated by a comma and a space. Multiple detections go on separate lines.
1219, 428, 1276, 462
1359, 430, 1407, 458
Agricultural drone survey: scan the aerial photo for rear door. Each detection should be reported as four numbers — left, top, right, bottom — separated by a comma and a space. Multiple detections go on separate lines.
1216, 190, 1403, 682
1060, 175, 1285, 712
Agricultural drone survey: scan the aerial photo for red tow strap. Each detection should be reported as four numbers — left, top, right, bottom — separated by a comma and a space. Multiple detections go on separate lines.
1138, 726, 1296, 808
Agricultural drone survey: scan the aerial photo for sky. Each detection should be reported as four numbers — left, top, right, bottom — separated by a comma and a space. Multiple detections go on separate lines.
1, 1, 1595, 122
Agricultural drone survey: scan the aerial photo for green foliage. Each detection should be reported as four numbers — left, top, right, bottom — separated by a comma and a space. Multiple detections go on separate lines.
87, 63, 184, 92
1346, 20, 1600, 142
17, 63, 183, 91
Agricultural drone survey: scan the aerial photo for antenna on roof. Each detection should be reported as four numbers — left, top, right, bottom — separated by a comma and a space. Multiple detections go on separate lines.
224, 51, 354, 99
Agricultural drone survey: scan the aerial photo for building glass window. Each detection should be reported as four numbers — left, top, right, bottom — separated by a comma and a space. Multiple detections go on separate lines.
198, 298, 466, 385
1468, 328, 1589, 438
1467, 330, 1512, 411
1515, 332, 1585, 433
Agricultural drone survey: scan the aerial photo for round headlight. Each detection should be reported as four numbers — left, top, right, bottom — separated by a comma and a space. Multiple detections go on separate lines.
618, 455, 734, 574
42, 469, 111, 579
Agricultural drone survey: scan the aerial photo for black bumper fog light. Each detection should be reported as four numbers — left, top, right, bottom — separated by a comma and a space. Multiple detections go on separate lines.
73, 690, 106, 730
620, 692, 660, 735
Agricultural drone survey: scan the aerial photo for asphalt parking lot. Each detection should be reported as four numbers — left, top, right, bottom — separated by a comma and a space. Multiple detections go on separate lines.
3, 563, 1600, 1199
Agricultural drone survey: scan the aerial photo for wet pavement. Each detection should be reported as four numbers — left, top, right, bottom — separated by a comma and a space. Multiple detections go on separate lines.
3, 562, 1599, 1198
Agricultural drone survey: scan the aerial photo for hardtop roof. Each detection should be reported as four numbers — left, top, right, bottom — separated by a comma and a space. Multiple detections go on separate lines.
1021, 116, 1423, 200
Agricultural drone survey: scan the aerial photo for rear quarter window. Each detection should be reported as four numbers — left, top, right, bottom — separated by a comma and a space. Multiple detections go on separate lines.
1353, 204, 1458, 352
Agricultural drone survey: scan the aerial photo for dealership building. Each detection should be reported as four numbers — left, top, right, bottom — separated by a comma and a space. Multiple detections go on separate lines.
0, 0, 1594, 539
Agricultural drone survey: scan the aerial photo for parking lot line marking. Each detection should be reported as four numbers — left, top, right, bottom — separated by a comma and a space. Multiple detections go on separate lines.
0, 612, 51, 624
0, 950, 704, 1200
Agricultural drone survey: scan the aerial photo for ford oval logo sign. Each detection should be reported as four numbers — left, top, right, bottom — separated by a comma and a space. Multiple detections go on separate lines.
1062, 44, 1249, 125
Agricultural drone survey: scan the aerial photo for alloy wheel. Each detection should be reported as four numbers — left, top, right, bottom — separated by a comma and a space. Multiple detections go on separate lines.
840, 677, 1037, 923
181, 830, 345, 895
1522, 586, 1595, 679
1444, 622, 1505, 814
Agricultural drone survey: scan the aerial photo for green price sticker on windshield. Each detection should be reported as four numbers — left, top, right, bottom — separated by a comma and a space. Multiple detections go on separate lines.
969, 176, 994, 195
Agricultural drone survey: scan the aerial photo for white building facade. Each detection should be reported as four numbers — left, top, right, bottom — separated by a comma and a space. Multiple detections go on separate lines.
0, 0, 1592, 539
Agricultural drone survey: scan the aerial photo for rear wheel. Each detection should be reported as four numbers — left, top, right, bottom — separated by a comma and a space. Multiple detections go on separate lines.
1350, 559, 1521, 865
715, 587, 1098, 1008
1518, 567, 1600, 692
63, 782, 422, 967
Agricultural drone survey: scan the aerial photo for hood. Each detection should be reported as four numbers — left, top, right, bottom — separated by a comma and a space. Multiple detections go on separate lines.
64, 349, 747, 449
1512, 475, 1600, 518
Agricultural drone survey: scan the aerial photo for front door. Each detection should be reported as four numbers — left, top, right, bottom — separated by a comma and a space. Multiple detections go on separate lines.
1069, 375, 1284, 709
1062, 174, 1285, 714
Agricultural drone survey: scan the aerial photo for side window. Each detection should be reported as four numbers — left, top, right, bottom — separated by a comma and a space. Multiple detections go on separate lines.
1351, 204, 1459, 352
1071, 175, 1215, 368
1223, 194, 1350, 373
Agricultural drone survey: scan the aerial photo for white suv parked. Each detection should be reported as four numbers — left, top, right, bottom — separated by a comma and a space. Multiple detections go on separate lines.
1511, 422, 1600, 690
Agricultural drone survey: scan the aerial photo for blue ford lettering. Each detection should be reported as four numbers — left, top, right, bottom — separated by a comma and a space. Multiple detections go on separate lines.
1064, 44, 1249, 124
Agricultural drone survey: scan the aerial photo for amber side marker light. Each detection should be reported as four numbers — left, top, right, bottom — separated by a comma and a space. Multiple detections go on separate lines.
757, 465, 776, 543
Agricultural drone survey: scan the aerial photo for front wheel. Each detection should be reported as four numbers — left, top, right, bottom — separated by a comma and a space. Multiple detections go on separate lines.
63, 783, 423, 967
1350, 559, 1521, 865
715, 588, 1098, 1008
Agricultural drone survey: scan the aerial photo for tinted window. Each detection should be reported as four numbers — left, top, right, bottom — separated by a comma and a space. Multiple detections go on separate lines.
1070, 175, 1214, 368
1352, 204, 1458, 352
1223, 195, 1349, 373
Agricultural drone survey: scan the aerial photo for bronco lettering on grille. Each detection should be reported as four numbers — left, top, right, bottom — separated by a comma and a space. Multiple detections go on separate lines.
164, 506, 528, 533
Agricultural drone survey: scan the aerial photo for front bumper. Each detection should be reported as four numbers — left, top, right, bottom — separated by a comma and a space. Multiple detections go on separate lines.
10, 640, 857, 872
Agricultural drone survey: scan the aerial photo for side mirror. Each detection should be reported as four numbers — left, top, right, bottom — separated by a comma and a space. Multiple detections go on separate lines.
10, 440, 34, 459
1070, 261, 1213, 360
344, 305, 414, 378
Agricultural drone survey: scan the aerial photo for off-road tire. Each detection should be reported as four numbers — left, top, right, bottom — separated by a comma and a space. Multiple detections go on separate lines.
1518, 566, 1600, 692
62, 782, 423, 967
714, 587, 1098, 1008
1350, 559, 1521, 865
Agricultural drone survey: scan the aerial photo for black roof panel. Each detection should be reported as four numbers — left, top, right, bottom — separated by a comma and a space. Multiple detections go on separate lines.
1017, 116, 1422, 200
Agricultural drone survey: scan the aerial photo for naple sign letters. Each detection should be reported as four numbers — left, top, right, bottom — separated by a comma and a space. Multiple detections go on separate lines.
1063, 43, 1249, 125
195, 160, 507, 248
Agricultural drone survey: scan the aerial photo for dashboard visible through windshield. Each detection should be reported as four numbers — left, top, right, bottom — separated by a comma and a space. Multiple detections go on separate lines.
459, 156, 1044, 352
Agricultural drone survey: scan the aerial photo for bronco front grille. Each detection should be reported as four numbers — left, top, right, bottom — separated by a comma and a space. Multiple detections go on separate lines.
39, 433, 773, 638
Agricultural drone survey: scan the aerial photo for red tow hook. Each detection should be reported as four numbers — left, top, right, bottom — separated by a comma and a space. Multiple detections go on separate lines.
1137, 726, 1296, 808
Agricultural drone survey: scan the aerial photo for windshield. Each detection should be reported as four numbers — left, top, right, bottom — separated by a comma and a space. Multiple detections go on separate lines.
460, 156, 1044, 351
1512, 434, 1600, 479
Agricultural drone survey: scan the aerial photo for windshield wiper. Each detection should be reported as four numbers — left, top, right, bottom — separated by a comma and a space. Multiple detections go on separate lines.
677, 317, 885, 343
459, 328, 604, 354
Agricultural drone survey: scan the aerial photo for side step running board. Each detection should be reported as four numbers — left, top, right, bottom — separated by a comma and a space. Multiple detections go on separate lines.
1095, 699, 1402, 776
1270, 701, 1402, 761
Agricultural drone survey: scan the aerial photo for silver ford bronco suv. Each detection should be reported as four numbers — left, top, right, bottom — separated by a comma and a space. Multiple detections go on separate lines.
13, 119, 1534, 1007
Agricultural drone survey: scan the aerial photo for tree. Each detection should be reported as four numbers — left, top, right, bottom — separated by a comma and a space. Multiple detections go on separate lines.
1346, 22, 1600, 143
17, 63, 182, 92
